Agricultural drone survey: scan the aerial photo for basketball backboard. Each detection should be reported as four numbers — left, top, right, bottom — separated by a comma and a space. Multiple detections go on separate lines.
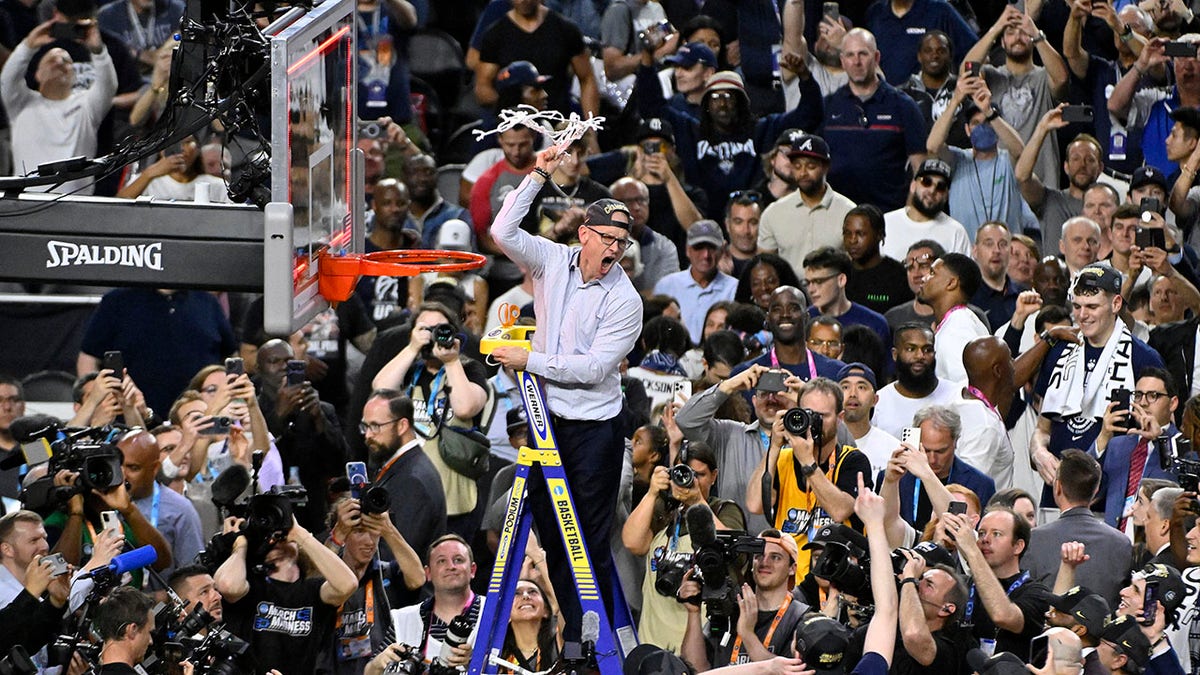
262, 0, 361, 336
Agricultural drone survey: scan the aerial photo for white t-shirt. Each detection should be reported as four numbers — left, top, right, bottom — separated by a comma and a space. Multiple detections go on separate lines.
145, 174, 230, 202
951, 390, 1013, 490
934, 307, 991, 383
854, 424, 901, 480
873, 378, 960, 438
880, 208, 972, 261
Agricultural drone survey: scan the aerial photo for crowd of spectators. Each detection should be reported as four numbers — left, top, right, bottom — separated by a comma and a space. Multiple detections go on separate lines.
15, 0, 1200, 673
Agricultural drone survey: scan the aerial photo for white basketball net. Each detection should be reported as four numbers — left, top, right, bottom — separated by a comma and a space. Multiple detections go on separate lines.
472, 105, 606, 148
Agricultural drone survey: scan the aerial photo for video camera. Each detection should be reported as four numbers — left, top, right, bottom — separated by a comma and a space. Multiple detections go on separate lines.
812, 542, 871, 601
1154, 434, 1199, 491
6, 415, 127, 513
654, 503, 764, 635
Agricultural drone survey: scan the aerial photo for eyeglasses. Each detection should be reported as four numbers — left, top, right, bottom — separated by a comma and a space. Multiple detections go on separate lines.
807, 338, 843, 349
903, 254, 935, 271
729, 189, 762, 203
583, 225, 632, 251
1132, 390, 1168, 403
800, 273, 837, 289
917, 176, 949, 192
708, 91, 736, 102
358, 419, 398, 435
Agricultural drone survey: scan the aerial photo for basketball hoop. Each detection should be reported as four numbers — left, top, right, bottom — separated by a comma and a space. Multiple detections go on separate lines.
317, 249, 487, 302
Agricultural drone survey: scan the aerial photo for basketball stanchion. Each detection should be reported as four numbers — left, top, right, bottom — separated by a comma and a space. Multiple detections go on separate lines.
469, 305, 637, 675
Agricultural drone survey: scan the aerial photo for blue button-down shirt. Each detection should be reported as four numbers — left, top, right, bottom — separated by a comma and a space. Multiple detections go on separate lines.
490, 176, 642, 421
653, 269, 738, 343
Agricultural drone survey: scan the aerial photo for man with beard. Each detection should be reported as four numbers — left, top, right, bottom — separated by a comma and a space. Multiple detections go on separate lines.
750, 129, 801, 207
900, 32, 964, 144
255, 339, 348, 530
758, 133, 855, 275
843, 205, 914, 315
404, 154, 471, 249
874, 322, 961, 438
928, 75, 1039, 241
729, 286, 846, 387
357, 178, 418, 324
965, 6, 1069, 191
612, 177, 680, 292
370, 303, 490, 540
917, 253, 990, 382
971, 222, 1022, 331
676, 364, 796, 534
822, 28, 927, 211
866, 0, 976, 87
1032, 263, 1163, 501
471, 123, 538, 251
997, 257, 1071, 354
1018, 108, 1105, 255
1111, 36, 1200, 178
358, 389, 446, 574
881, 160, 972, 261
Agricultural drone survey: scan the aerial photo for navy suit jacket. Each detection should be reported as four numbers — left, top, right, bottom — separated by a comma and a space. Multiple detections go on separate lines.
1092, 424, 1182, 528
892, 458, 996, 531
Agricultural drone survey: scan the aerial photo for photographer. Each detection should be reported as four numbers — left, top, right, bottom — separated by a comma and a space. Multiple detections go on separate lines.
93, 586, 158, 674
370, 302, 491, 540
745, 377, 872, 580
325, 497, 424, 675
0, 511, 77, 657
255, 338, 348, 530
168, 565, 224, 629
943, 505, 1051, 661
392, 534, 484, 667
67, 369, 150, 428
622, 441, 746, 651
892, 547, 974, 675
678, 530, 808, 669
213, 515, 357, 674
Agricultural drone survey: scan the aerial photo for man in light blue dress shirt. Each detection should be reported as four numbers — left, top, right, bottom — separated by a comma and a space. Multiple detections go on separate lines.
489, 144, 642, 640
653, 220, 739, 343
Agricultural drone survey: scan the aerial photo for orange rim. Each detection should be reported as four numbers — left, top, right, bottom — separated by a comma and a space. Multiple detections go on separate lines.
317, 249, 488, 302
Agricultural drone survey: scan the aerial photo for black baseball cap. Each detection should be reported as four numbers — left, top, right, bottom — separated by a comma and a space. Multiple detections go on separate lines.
1048, 586, 1110, 635
623, 644, 689, 675
1138, 563, 1191, 615
584, 198, 632, 231
636, 117, 675, 145
916, 158, 952, 181
1100, 614, 1151, 669
967, 649, 1028, 675
1073, 262, 1123, 295
786, 134, 831, 163
795, 615, 851, 675
802, 523, 868, 556
1131, 165, 1169, 191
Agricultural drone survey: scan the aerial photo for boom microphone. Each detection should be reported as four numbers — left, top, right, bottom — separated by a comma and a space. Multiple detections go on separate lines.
9, 414, 62, 444
211, 464, 250, 510
685, 502, 718, 548
82, 545, 157, 578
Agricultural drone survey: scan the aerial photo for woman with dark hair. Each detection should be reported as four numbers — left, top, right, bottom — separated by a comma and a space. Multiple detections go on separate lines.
117, 135, 229, 202
500, 576, 561, 673
734, 254, 803, 309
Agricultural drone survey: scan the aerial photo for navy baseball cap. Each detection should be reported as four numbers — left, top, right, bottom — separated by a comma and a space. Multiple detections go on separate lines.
1073, 262, 1123, 295
496, 61, 551, 91
836, 362, 877, 389
1131, 165, 1169, 191
665, 42, 717, 68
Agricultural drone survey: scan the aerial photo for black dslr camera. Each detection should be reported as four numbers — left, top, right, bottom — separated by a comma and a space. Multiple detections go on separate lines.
432, 323, 459, 348
782, 407, 824, 447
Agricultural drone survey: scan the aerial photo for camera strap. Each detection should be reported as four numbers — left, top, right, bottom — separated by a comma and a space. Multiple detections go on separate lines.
728, 593, 794, 664
409, 367, 448, 438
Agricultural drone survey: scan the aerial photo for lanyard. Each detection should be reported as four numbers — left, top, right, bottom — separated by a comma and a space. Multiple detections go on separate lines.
409, 366, 447, 433
668, 511, 683, 551
149, 482, 160, 529
336, 578, 375, 631
768, 347, 817, 379
729, 593, 793, 664
966, 571, 1029, 626
757, 429, 771, 451
935, 305, 968, 335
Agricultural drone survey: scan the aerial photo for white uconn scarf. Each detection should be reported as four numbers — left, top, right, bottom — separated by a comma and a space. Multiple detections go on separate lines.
1041, 323, 1137, 422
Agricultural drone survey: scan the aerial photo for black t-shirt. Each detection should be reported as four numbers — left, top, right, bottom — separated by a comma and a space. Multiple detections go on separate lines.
968, 571, 1051, 662
98, 664, 139, 675
845, 257, 914, 316
708, 591, 804, 666
222, 576, 338, 675
406, 356, 490, 435
478, 11, 585, 114
892, 625, 975, 675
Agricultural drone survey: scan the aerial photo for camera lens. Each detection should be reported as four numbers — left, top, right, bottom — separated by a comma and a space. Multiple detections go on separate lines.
433, 324, 456, 347
782, 408, 812, 436
668, 464, 695, 488
360, 485, 390, 515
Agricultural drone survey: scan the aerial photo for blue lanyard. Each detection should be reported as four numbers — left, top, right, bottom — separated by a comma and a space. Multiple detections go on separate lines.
966, 571, 1029, 625
149, 482, 160, 529
668, 512, 683, 551
758, 429, 771, 451
409, 367, 447, 428
913, 478, 922, 523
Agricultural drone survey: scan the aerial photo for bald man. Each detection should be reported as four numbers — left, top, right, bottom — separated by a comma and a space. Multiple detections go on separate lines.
951, 336, 1016, 488
1039, 626, 1084, 675
120, 430, 204, 577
